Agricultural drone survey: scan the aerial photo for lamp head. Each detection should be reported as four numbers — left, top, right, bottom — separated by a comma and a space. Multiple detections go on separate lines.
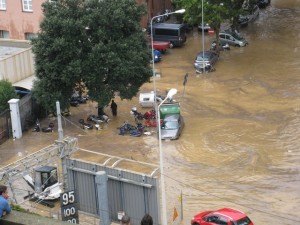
174, 9, 186, 14
167, 88, 177, 99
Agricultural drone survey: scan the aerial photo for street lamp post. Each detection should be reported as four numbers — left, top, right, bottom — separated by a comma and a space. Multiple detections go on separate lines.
201, 0, 205, 72
150, 9, 185, 102
157, 88, 178, 225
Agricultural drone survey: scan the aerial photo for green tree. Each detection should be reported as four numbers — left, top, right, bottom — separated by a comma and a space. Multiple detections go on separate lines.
0, 80, 18, 112
31, 0, 152, 112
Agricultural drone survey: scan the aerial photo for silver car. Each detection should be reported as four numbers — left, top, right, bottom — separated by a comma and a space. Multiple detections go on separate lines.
219, 31, 248, 47
160, 114, 184, 140
194, 51, 219, 70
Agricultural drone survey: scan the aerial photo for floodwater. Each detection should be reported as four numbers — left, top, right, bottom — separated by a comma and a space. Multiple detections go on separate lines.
1, 0, 300, 224
139, 0, 300, 224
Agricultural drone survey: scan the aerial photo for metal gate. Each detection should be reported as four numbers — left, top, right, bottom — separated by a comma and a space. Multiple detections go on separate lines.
0, 109, 11, 144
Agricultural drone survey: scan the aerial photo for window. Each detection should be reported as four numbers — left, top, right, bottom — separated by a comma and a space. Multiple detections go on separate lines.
25, 32, 37, 40
219, 217, 228, 225
0, 30, 9, 38
0, 0, 6, 10
22, 0, 32, 12
155, 29, 178, 36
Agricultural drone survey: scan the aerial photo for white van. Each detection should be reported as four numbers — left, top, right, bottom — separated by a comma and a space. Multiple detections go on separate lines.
139, 92, 155, 107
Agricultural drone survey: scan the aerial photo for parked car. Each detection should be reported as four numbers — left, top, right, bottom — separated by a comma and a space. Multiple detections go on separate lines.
153, 49, 161, 63
150, 23, 187, 47
160, 114, 184, 140
257, 0, 271, 8
194, 51, 219, 71
239, 4, 260, 26
149, 40, 171, 53
191, 208, 254, 225
219, 30, 248, 47
198, 22, 211, 32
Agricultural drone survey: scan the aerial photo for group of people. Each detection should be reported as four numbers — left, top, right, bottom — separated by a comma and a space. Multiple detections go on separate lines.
121, 213, 153, 225
0, 185, 11, 219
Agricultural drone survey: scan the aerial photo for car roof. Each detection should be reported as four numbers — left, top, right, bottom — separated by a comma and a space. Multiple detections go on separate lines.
152, 23, 185, 29
197, 51, 215, 56
214, 208, 248, 221
164, 114, 180, 121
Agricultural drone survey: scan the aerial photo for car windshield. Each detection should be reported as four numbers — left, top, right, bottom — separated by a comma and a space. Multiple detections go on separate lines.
231, 32, 243, 40
196, 52, 210, 61
233, 217, 252, 225
163, 121, 178, 130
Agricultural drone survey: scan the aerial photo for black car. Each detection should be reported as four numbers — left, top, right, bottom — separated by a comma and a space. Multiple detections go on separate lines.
257, 0, 271, 8
239, 4, 260, 26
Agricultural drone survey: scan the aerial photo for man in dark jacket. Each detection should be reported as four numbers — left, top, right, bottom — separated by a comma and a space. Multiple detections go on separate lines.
110, 100, 117, 116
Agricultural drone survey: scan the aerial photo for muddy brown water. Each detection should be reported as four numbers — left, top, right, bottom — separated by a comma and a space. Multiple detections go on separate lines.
1, 0, 300, 224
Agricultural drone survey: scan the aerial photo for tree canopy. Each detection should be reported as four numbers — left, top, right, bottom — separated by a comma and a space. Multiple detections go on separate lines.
31, 0, 152, 112
0, 80, 18, 112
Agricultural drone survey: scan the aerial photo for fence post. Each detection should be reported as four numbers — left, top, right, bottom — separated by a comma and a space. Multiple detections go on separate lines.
95, 171, 110, 225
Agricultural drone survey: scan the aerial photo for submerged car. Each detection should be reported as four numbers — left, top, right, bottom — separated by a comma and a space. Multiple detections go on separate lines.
191, 208, 254, 225
198, 22, 211, 32
219, 30, 248, 47
239, 4, 260, 26
257, 0, 271, 8
153, 49, 162, 63
194, 51, 219, 71
160, 114, 184, 140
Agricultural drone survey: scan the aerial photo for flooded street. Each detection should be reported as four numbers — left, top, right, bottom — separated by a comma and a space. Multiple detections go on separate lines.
1, 0, 300, 224
142, 0, 300, 224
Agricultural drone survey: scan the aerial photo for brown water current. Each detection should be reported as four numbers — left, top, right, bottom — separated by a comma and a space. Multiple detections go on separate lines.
1, 0, 300, 224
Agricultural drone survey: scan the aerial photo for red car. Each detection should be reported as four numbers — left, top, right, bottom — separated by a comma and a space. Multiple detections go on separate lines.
191, 208, 254, 225
148, 40, 171, 53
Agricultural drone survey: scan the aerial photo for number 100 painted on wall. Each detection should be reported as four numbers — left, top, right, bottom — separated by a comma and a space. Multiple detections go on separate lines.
60, 190, 79, 224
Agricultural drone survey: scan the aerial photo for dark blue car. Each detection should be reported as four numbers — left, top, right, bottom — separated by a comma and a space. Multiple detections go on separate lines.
153, 49, 162, 63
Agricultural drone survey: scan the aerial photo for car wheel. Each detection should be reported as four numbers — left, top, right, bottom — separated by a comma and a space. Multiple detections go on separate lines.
192, 223, 200, 225
235, 44, 240, 47
169, 42, 174, 48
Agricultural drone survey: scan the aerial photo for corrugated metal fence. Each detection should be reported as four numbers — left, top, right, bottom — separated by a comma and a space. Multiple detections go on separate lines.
0, 47, 34, 84
64, 158, 160, 225
0, 109, 11, 144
